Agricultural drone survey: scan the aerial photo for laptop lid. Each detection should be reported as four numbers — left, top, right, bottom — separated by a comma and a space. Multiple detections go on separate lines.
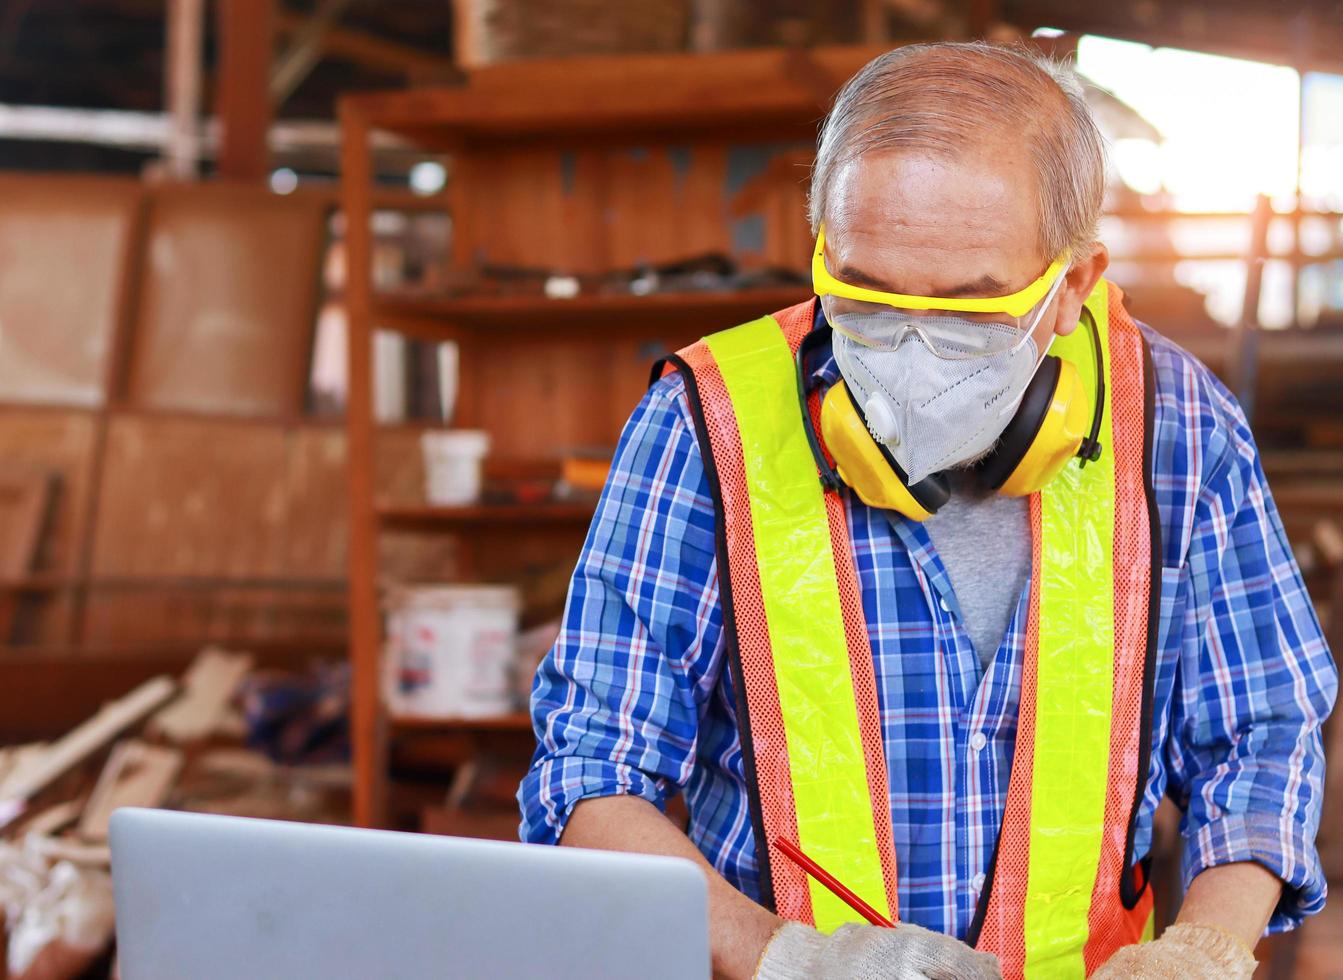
110, 808, 710, 979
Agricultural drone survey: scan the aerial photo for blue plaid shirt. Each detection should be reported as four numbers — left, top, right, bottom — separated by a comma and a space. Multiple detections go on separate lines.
518, 320, 1336, 938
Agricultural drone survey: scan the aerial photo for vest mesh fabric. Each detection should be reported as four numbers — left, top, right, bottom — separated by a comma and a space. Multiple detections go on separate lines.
671, 322, 813, 923
1083, 286, 1155, 971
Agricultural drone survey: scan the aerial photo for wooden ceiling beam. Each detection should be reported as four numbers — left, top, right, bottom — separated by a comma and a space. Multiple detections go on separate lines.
163, 0, 205, 180
274, 10, 458, 82
269, 0, 357, 107
215, 0, 276, 180
1001, 1, 1343, 74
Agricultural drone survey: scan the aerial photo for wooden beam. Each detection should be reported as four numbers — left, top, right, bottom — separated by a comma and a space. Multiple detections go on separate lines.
163, 0, 205, 180
270, 0, 356, 107
274, 10, 458, 82
966, 0, 999, 38
860, 0, 889, 44
215, 0, 276, 180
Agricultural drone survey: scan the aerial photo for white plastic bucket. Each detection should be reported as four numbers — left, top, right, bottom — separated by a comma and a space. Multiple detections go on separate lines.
420, 429, 490, 505
384, 585, 520, 718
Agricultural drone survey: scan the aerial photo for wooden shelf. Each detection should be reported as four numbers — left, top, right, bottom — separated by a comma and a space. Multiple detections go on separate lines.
391, 712, 533, 733
370, 287, 810, 334
340, 47, 876, 828
377, 501, 595, 531
0, 573, 74, 593
343, 46, 888, 143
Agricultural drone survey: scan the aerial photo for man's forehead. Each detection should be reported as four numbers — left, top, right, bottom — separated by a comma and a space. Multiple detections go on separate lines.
825, 150, 1045, 295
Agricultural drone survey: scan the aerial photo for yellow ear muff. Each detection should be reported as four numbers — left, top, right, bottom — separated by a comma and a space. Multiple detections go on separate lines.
820, 381, 936, 521
996, 358, 1091, 497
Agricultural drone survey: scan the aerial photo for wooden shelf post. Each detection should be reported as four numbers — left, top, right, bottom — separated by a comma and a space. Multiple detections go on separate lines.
340, 102, 386, 829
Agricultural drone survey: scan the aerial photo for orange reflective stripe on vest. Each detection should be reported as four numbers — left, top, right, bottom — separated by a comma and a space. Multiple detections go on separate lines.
972, 281, 1157, 977
660, 282, 1158, 977
663, 301, 899, 930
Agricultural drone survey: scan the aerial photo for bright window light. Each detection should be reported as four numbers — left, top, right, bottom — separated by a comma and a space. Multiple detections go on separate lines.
1077, 35, 1300, 211
1110, 138, 1164, 196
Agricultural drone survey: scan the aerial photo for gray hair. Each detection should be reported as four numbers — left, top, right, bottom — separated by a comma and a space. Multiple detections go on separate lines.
809, 42, 1107, 260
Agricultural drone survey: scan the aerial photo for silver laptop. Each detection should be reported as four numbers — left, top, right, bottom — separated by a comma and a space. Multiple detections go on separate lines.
110, 808, 710, 979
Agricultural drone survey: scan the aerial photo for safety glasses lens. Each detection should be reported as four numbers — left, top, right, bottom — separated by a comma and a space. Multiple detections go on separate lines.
820, 265, 1068, 359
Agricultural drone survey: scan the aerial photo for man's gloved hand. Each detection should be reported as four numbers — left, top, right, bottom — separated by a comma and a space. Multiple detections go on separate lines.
753, 920, 1002, 980
1091, 922, 1257, 980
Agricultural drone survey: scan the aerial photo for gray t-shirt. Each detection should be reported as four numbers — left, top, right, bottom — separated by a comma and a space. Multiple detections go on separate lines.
922, 477, 1031, 670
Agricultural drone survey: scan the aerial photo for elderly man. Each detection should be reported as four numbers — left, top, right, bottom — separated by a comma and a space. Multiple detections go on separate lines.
518, 43, 1335, 979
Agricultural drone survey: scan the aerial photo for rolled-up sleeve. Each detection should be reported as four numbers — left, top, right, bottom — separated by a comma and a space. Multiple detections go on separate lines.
518, 373, 726, 844
1165, 378, 1337, 933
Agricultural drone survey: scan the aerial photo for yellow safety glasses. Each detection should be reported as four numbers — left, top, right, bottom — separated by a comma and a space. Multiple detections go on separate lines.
812, 224, 1070, 319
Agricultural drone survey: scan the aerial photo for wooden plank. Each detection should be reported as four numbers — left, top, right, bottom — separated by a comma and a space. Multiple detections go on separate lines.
147, 646, 255, 743
0, 642, 339, 742
0, 470, 51, 577
0, 175, 144, 406
215, 0, 276, 180
163, 0, 205, 180
285, 426, 349, 579
0, 411, 97, 576
275, 9, 458, 81
21, 799, 81, 838
0, 677, 177, 829
377, 502, 594, 531
77, 740, 184, 841
126, 183, 327, 417
80, 586, 345, 647
370, 286, 809, 330
341, 45, 893, 139
90, 416, 289, 578
269, 0, 357, 107
0, 470, 53, 639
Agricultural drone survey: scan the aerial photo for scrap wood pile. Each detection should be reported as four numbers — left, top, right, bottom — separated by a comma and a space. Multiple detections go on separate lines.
0, 649, 351, 980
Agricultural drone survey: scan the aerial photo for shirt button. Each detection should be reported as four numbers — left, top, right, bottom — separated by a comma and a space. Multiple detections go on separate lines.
939, 597, 951, 612
970, 732, 988, 751
972, 873, 986, 892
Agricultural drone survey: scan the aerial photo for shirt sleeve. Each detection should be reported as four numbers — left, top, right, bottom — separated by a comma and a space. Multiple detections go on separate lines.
1164, 372, 1338, 933
517, 372, 727, 844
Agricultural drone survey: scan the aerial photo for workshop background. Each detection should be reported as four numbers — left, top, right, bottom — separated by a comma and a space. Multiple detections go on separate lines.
0, 0, 1342, 976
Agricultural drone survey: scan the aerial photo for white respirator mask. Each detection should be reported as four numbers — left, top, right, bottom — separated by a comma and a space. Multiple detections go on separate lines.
826, 265, 1068, 486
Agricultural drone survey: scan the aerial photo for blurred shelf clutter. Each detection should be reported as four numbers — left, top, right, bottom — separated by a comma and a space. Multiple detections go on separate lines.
0, 649, 354, 978
339, 46, 882, 829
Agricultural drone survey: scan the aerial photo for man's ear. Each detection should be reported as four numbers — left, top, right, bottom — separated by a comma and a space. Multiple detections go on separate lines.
1050, 242, 1109, 337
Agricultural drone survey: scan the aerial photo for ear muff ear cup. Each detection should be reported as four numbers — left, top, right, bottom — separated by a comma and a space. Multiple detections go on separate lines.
820, 381, 951, 520
978, 355, 1090, 496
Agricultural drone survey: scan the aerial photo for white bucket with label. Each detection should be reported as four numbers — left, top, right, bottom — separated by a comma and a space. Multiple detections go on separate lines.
384, 585, 520, 718
421, 429, 490, 505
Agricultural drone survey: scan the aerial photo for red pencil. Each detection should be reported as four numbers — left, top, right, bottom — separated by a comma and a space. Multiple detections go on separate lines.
773, 837, 895, 928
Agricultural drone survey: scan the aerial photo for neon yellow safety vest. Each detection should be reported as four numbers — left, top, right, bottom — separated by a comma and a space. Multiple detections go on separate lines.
655, 281, 1159, 978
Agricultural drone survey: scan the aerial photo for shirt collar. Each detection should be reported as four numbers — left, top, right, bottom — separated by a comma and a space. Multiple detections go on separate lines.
804, 299, 843, 394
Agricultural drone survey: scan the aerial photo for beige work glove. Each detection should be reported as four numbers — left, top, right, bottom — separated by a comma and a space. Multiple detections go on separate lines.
1091, 922, 1256, 980
753, 920, 1002, 980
